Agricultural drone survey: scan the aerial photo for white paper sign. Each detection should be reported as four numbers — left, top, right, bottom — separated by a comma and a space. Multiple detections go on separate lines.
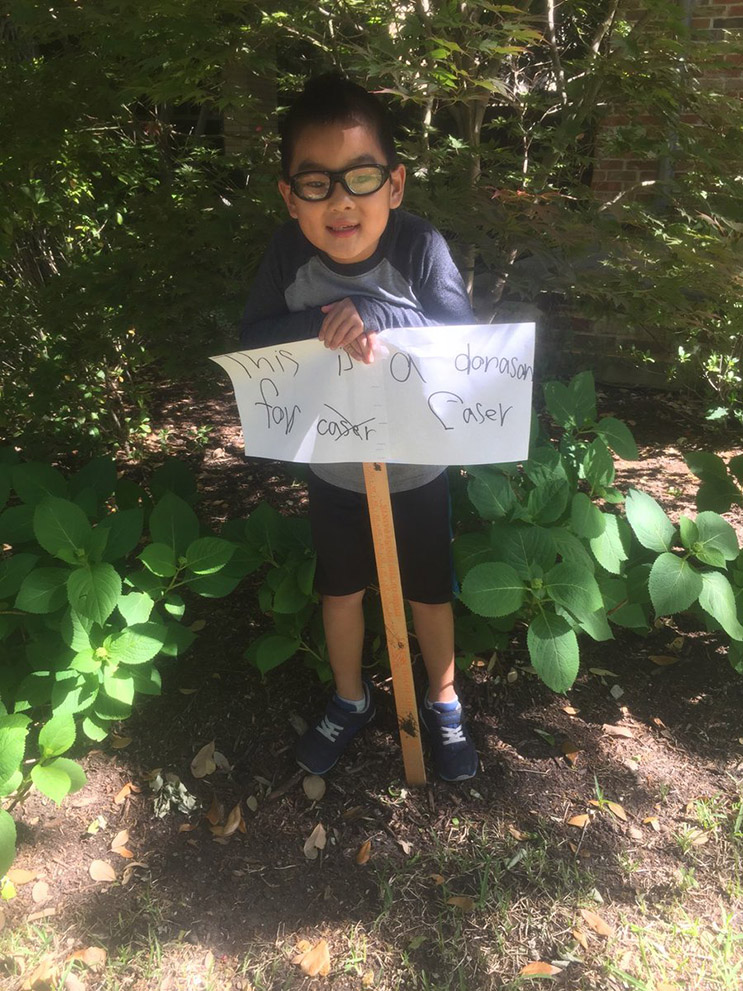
211, 323, 535, 465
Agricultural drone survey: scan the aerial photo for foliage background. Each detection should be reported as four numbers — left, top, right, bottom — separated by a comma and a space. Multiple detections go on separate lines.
1, 0, 742, 457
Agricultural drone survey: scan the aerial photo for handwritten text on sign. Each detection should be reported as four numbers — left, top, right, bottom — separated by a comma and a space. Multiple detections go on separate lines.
211, 323, 535, 465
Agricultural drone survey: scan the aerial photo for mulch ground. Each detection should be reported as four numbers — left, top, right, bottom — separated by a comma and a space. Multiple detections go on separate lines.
3, 379, 743, 990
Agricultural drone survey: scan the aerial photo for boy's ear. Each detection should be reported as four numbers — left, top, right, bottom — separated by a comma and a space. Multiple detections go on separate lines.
278, 179, 298, 218
389, 164, 406, 209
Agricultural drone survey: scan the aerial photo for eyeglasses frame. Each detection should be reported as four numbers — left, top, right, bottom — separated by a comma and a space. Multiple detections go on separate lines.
288, 164, 392, 201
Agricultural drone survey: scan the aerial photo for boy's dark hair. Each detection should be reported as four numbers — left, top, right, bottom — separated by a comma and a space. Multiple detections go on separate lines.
279, 73, 399, 178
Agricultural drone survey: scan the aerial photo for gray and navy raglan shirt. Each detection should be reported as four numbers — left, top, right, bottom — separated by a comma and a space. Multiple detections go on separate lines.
239, 208, 474, 493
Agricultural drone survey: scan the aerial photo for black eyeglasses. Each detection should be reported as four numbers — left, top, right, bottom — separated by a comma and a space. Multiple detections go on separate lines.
289, 164, 391, 201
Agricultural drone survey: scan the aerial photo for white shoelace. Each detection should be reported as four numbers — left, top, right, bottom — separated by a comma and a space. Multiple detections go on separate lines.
317, 716, 343, 743
441, 724, 467, 746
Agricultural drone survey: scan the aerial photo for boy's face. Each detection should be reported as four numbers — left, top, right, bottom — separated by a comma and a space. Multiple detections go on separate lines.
278, 121, 405, 266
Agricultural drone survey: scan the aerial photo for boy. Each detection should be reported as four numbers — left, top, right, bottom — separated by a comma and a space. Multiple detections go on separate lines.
240, 74, 478, 781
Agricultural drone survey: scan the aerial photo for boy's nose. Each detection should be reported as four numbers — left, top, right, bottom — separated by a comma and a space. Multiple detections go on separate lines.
327, 179, 354, 206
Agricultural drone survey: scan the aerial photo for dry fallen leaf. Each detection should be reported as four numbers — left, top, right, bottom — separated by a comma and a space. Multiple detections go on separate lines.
0, 907, 5, 931
205, 795, 223, 825
113, 782, 136, 805
629, 825, 643, 840
580, 908, 613, 937
362, 969, 374, 987
520, 962, 561, 976
31, 881, 49, 904
561, 740, 580, 764
356, 840, 372, 865
21, 955, 56, 990
568, 814, 590, 828
602, 724, 634, 738
687, 828, 709, 846
210, 802, 243, 838
178, 687, 198, 695
589, 667, 618, 677
429, 873, 446, 885
89, 860, 116, 883
64, 972, 86, 991
649, 654, 678, 666
606, 801, 628, 822
7, 869, 37, 885
446, 895, 475, 911
573, 928, 588, 950
191, 740, 217, 779
66, 946, 107, 969
562, 705, 580, 715
303, 775, 326, 801
111, 829, 129, 850
293, 938, 331, 977
303, 823, 327, 860
110, 734, 132, 749
189, 619, 206, 632
27, 907, 57, 922
178, 822, 197, 833
643, 816, 661, 832
669, 636, 684, 652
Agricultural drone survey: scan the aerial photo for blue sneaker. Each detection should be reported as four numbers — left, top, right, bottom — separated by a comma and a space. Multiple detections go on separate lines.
295, 681, 375, 775
420, 696, 478, 782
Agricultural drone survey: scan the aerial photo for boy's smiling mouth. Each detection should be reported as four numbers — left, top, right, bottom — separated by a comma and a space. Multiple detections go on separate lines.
327, 222, 360, 236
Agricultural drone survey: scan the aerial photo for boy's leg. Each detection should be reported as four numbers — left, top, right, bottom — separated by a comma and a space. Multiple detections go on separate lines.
323, 590, 366, 701
409, 598, 478, 782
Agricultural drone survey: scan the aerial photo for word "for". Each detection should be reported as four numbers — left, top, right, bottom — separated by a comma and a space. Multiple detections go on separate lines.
254, 378, 301, 435
427, 391, 513, 431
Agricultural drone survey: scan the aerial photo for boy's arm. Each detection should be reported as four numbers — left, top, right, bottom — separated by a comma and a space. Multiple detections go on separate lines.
350, 227, 474, 332
238, 233, 324, 348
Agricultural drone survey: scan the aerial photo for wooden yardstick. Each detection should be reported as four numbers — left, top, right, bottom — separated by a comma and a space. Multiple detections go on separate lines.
363, 462, 426, 786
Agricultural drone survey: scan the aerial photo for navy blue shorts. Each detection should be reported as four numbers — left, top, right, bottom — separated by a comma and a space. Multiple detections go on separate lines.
307, 469, 454, 604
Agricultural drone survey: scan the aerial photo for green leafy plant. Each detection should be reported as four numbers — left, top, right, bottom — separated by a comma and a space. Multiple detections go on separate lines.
453, 371, 743, 692
0, 451, 257, 874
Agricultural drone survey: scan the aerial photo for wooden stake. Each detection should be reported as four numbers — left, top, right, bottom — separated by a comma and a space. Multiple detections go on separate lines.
363, 462, 426, 786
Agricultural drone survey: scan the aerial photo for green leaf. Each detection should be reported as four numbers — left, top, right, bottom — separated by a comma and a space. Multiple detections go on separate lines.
246, 634, 300, 676
11, 463, 66, 505
187, 570, 241, 597
498, 525, 557, 580
150, 458, 198, 504
679, 516, 699, 551
273, 570, 310, 614
67, 563, 121, 625
130, 663, 162, 696
39, 712, 76, 757
184, 537, 235, 575
460, 562, 526, 617
296, 557, 316, 596
544, 562, 603, 623
696, 478, 740, 514
149, 492, 199, 556
60, 607, 94, 651
467, 468, 516, 520
648, 554, 703, 616
162, 594, 185, 619
107, 622, 167, 665
694, 511, 739, 563
0, 771, 22, 798
51, 670, 98, 716
589, 514, 631, 574
15, 567, 70, 614
99, 508, 144, 562
595, 417, 639, 461
581, 438, 615, 491
525, 478, 570, 525
552, 527, 595, 574
527, 612, 579, 692
729, 639, 743, 675
568, 370, 597, 427
0, 808, 17, 876
103, 669, 135, 705
69, 456, 117, 502
0, 464, 10, 510
598, 576, 650, 631
0, 714, 31, 787
543, 381, 575, 428
570, 493, 606, 540
625, 489, 676, 553
452, 532, 492, 580
118, 591, 154, 625
0, 505, 35, 544
81, 715, 109, 742
0, 553, 39, 599
729, 454, 743, 486
685, 451, 728, 482
31, 758, 86, 805
158, 621, 195, 657
33, 497, 92, 563
698, 571, 743, 640
454, 613, 509, 652
138, 542, 178, 577
70, 649, 100, 674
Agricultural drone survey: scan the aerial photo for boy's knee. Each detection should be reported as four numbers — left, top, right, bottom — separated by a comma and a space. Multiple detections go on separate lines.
322, 589, 366, 610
